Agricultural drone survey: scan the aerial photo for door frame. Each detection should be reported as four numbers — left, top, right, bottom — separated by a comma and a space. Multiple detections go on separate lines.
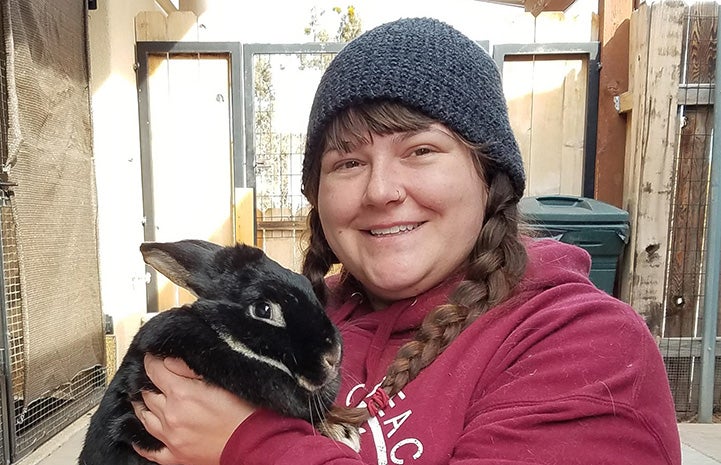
135, 42, 243, 312
493, 42, 600, 198
241, 43, 345, 191
135, 41, 245, 243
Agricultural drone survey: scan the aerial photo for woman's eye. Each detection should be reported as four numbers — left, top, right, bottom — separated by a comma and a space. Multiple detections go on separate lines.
249, 301, 286, 327
335, 159, 362, 171
412, 147, 433, 157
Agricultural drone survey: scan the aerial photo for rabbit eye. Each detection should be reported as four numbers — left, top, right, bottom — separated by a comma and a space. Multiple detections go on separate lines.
249, 301, 286, 327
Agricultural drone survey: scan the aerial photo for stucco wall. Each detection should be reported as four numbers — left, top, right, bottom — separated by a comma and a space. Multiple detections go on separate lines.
88, 0, 161, 360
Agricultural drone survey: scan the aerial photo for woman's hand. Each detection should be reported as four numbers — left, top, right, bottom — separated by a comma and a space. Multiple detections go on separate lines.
132, 355, 256, 465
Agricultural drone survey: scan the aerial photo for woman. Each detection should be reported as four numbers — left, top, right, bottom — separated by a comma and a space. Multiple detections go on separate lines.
134, 17, 681, 465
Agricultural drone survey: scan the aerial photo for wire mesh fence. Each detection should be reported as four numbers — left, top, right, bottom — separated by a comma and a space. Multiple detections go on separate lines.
0, 192, 106, 460
662, 2, 721, 420
249, 49, 340, 271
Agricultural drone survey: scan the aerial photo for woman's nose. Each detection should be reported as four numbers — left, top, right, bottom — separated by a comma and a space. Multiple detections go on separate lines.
362, 165, 406, 206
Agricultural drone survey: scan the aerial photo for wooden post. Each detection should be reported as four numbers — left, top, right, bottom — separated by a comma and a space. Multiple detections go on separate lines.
135, 11, 198, 42
595, 0, 632, 207
135, 11, 167, 42
235, 188, 256, 246
166, 11, 198, 41
620, 1, 684, 335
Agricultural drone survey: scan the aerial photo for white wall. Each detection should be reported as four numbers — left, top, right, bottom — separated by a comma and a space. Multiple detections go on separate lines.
88, 0, 161, 360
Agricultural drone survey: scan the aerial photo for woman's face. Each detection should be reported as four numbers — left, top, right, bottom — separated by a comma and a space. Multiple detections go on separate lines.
317, 123, 488, 308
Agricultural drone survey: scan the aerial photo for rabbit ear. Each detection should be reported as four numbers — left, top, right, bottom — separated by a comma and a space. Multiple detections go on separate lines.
140, 239, 223, 297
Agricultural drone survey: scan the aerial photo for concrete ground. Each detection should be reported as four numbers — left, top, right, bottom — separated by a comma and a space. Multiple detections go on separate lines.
679, 422, 721, 465
13, 413, 721, 465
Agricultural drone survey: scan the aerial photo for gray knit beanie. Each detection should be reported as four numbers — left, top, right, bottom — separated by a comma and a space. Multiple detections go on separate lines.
303, 17, 526, 199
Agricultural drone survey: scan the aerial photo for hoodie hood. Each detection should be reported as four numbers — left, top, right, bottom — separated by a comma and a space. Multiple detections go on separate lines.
517, 237, 594, 294
326, 274, 462, 387
325, 238, 594, 390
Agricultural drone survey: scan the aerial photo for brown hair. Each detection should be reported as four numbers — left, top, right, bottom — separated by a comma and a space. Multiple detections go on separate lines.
301, 101, 527, 426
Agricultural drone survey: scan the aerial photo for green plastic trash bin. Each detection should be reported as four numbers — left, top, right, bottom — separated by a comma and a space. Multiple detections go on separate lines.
518, 195, 630, 295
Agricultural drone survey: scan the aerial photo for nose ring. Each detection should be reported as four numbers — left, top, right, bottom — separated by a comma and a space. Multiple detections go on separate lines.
394, 189, 401, 201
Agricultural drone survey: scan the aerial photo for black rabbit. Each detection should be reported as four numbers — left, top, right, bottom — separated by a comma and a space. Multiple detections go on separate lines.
79, 239, 357, 465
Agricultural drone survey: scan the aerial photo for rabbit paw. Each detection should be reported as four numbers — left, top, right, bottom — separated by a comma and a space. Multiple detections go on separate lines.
318, 420, 360, 452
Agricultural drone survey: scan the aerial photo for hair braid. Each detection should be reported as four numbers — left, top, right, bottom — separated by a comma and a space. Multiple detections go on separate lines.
302, 209, 337, 305
327, 171, 527, 427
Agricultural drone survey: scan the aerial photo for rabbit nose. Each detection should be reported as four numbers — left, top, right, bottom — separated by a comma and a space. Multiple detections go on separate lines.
323, 344, 342, 370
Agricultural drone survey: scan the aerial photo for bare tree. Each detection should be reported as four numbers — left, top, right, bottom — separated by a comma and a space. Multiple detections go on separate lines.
299, 5, 363, 70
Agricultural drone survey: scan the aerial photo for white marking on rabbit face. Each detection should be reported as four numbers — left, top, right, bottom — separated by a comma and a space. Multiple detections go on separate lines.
217, 331, 293, 378
218, 331, 326, 393
249, 301, 286, 327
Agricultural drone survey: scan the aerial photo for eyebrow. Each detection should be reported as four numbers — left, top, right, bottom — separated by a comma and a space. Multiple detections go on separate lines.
392, 130, 422, 143
392, 126, 455, 143
320, 148, 343, 160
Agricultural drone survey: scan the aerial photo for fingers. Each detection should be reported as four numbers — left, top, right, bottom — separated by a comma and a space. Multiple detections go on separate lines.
134, 364, 171, 445
144, 354, 165, 386
141, 388, 167, 415
135, 398, 164, 436
132, 443, 183, 465
134, 354, 253, 465
164, 356, 201, 379
144, 354, 200, 394
132, 398, 180, 465
131, 399, 147, 418
134, 390, 170, 449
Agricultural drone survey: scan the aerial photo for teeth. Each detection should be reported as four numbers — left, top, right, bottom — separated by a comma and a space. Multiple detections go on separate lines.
370, 223, 419, 236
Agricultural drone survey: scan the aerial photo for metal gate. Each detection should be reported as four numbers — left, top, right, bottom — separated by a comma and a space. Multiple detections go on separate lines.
243, 43, 343, 271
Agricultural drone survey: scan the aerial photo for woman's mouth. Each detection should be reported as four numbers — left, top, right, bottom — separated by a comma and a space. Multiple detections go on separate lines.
369, 223, 422, 237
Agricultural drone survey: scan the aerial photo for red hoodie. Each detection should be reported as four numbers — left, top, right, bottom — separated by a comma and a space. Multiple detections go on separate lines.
221, 239, 681, 465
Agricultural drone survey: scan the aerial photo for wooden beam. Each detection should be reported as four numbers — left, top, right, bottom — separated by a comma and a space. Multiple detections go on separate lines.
135, 11, 166, 41
619, 2, 645, 310
154, 0, 178, 15
166, 11, 197, 41
614, 91, 634, 113
619, 86, 716, 114
235, 188, 256, 246
525, 0, 576, 16
594, 0, 632, 207
678, 84, 714, 105
619, 1, 685, 334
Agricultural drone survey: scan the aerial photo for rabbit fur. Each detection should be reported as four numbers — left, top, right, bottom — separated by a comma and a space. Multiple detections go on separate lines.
79, 239, 359, 465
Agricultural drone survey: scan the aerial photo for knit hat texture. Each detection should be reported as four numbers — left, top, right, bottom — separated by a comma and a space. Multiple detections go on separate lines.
303, 17, 526, 199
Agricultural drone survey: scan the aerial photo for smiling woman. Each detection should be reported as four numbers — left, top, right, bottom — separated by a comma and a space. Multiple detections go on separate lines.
316, 114, 488, 308
132, 17, 682, 465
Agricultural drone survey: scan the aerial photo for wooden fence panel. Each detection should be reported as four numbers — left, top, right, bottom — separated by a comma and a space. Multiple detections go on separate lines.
620, 1, 685, 336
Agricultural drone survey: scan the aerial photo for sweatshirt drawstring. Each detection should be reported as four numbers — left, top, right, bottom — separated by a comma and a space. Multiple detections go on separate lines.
363, 300, 406, 389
